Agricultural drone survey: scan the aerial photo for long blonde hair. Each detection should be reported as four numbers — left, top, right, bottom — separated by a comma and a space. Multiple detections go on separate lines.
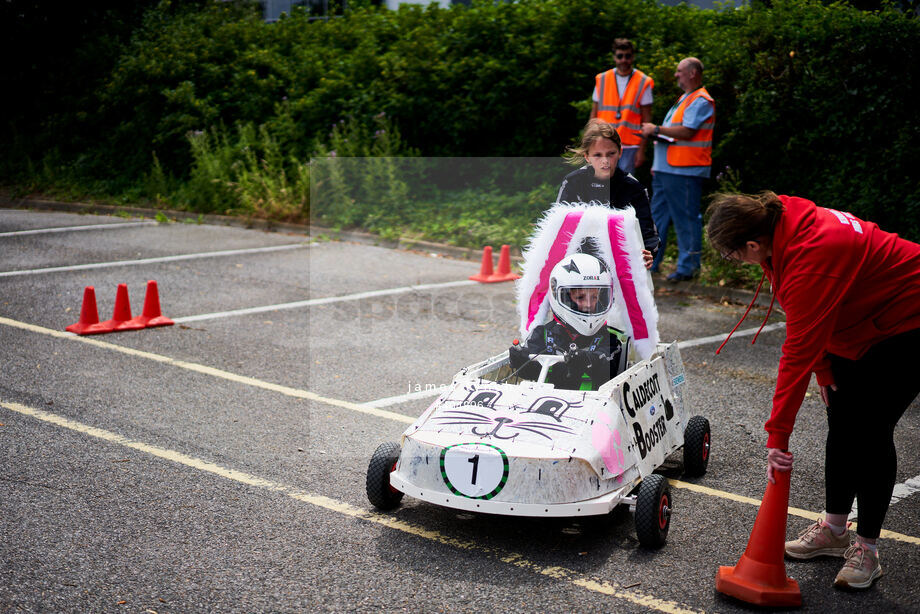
564, 119, 622, 166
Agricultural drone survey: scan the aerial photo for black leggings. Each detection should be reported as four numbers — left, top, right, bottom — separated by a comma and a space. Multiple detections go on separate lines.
825, 327, 920, 539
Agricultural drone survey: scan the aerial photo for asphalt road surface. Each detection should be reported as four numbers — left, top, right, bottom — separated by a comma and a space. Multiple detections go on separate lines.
1, 208, 918, 613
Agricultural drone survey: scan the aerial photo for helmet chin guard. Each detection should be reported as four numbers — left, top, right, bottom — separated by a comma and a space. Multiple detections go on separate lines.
548, 253, 613, 336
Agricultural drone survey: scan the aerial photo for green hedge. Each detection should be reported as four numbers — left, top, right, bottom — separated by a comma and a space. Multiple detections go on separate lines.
4, 0, 919, 239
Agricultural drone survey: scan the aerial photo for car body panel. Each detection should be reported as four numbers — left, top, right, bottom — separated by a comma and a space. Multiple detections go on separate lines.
390, 341, 692, 517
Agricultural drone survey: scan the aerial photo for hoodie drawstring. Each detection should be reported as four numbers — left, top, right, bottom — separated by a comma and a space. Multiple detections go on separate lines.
751, 289, 777, 346
716, 272, 775, 354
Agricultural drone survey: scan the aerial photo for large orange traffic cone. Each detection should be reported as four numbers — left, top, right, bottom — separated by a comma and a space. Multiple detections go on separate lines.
716, 469, 802, 607
469, 246, 495, 282
487, 245, 521, 282
127, 280, 174, 328
100, 283, 145, 332
66, 286, 112, 335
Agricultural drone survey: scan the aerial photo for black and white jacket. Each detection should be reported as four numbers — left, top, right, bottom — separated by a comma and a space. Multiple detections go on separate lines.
556, 166, 660, 255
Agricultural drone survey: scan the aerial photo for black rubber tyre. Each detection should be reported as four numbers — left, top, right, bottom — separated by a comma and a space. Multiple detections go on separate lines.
366, 442, 404, 510
634, 474, 671, 548
683, 415, 711, 477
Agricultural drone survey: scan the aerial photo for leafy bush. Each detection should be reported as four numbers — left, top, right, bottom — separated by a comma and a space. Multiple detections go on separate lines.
170, 118, 310, 220
705, 0, 920, 237
98, 1, 269, 176
3, 0, 919, 251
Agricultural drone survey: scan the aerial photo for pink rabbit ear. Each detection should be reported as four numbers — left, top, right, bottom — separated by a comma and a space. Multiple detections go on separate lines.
524, 211, 583, 331
605, 212, 659, 359
608, 215, 648, 340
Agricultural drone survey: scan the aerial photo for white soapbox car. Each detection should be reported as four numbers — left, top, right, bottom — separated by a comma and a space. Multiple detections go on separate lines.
366, 340, 710, 548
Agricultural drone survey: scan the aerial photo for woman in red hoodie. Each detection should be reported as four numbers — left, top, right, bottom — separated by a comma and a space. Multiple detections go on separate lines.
707, 191, 920, 591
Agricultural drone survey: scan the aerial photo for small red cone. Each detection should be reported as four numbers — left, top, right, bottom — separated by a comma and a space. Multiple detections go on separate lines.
487, 244, 521, 282
100, 283, 145, 332
127, 280, 174, 328
716, 469, 802, 607
66, 286, 113, 335
469, 246, 495, 282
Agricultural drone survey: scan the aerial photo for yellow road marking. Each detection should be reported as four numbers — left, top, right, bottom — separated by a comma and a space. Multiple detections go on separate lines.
0, 316, 413, 425
2, 315, 918, 547
1, 399, 700, 614
669, 479, 920, 545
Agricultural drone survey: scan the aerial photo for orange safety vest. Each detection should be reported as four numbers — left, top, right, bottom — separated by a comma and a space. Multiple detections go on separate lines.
665, 87, 715, 167
595, 69, 654, 146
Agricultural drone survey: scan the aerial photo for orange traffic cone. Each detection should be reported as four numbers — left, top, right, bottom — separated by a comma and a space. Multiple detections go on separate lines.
487, 245, 521, 282
100, 283, 145, 332
66, 286, 112, 335
469, 246, 495, 282
127, 280, 174, 328
716, 469, 802, 607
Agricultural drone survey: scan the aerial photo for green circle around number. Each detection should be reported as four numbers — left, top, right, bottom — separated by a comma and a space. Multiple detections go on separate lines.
439, 443, 509, 500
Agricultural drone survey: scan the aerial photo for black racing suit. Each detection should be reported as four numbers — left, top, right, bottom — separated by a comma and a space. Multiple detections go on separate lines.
555, 166, 660, 256
508, 319, 625, 391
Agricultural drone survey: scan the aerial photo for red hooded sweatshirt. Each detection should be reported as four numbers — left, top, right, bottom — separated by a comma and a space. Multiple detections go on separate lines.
761, 196, 920, 449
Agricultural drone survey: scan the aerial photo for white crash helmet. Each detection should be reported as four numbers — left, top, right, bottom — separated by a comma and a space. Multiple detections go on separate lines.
548, 253, 613, 336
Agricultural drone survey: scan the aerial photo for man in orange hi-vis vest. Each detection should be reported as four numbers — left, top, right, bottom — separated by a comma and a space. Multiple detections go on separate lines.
590, 38, 654, 174
640, 57, 715, 282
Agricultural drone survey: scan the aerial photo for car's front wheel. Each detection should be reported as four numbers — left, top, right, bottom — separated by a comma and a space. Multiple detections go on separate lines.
634, 473, 671, 548
366, 441, 404, 510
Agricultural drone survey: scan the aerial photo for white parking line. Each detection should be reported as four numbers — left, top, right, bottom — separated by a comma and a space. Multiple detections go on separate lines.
0, 221, 157, 237
674, 322, 786, 349
849, 475, 920, 522
0, 243, 308, 277
367, 386, 451, 408
0, 398, 702, 614
173, 280, 477, 323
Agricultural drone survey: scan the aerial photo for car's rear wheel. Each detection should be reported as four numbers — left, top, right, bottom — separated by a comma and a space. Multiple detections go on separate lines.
683, 415, 711, 477
634, 474, 671, 548
366, 442, 404, 510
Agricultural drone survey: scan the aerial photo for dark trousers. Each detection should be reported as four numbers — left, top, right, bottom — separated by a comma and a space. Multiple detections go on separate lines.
825, 327, 920, 539
650, 171, 703, 275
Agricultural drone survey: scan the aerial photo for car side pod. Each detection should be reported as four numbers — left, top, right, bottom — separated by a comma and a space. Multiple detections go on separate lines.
716, 469, 802, 607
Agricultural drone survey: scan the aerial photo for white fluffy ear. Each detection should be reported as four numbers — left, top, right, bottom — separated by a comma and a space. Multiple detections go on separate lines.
516, 203, 659, 359
602, 208, 659, 359
516, 203, 589, 338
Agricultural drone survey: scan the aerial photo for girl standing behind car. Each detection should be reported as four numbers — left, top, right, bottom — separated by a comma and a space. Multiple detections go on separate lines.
557, 119, 659, 269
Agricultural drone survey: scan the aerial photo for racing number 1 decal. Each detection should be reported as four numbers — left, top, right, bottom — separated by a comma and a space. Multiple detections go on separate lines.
440, 443, 509, 499
468, 455, 479, 485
